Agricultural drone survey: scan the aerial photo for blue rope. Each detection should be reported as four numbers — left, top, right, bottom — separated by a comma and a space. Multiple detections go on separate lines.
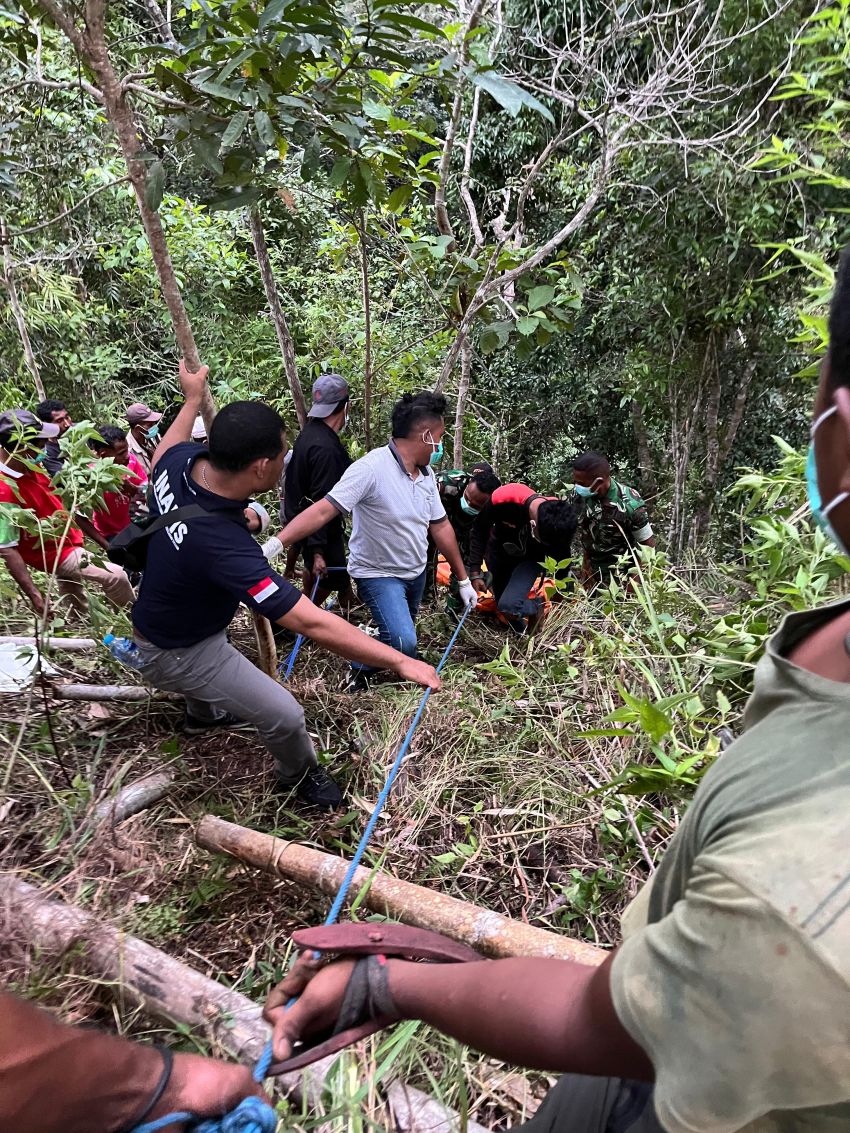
279, 575, 321, 680
279, 568, 349, 680
134, 604, 470, 1132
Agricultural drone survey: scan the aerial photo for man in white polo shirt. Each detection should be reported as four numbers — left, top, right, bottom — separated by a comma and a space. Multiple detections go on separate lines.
266, 391, 477, 691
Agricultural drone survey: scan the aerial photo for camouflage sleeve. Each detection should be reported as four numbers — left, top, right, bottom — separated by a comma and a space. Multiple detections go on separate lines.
624, 488, 652, 540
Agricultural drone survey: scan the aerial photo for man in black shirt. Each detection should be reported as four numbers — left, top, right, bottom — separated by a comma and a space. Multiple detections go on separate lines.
285, 374, 355, 608
132, 361, 440, 811
468, 483, 577, 630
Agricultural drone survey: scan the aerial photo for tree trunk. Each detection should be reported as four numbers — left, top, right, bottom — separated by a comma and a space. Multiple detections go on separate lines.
35, 0, 216, 432
93, 769, 173, 825
0, 216, 46, 401
249, 207, 307, 429
357, 210, 373, 448
453, 333, 472, 467
1, 877, 490, 1131
197, 815, 605, 966
630, 399, 657, 501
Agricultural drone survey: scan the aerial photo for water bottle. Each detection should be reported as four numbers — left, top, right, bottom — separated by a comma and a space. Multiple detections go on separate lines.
103, 633, 145, 671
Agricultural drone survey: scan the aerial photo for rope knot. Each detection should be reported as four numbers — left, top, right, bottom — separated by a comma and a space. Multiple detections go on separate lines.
193, 1096, 277, 1133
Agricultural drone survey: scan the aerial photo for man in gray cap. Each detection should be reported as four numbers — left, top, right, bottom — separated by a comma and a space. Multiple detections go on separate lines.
0, 410, 134, 616
125, 402, 163, 477
283, 374, 356, 608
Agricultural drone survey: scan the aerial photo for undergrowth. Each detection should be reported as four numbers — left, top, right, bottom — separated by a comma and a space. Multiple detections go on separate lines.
1, 443, 847, 1129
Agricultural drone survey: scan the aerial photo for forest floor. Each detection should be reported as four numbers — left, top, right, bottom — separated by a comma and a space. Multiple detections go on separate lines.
1, 577, 725, 1130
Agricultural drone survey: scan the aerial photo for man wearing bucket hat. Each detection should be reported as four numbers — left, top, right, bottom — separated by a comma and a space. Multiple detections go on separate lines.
284, 374, 356, 608
0, 409, 134, 615
125, 402, 163, 477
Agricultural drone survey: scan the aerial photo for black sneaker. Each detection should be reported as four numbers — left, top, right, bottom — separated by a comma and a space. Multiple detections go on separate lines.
295, 766, 344, 811
183, 711, 252, 735
343, 669, 372, 694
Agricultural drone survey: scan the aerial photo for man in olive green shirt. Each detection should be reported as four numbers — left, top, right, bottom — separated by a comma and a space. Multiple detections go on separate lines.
262, 249, 850, 1132
573, 451, 655, 583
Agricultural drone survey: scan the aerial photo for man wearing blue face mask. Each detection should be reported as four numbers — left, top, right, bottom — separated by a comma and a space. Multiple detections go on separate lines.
269, 391, 476, 691
126, 401, 163, 478
573, 452, 655, 585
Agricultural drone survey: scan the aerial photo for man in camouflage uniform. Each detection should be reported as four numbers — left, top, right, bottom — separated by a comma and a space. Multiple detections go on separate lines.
572, 451, 655, 584
428, 462, 500, 614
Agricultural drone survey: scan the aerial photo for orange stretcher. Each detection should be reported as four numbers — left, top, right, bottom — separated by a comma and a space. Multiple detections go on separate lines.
435, 557, 554, 623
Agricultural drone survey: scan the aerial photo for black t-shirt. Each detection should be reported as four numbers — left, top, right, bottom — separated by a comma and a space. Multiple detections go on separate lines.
283, 418, 352, 550
132, 443, 300, 648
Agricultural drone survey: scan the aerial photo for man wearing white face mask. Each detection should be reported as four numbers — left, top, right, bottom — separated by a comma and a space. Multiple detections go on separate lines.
429, 462, 501, 616
267, 390, 476, 692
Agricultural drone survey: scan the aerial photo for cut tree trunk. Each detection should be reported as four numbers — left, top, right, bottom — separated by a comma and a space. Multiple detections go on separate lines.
0, 215, 46, 401
51, 683, 177, 701
93, 770, 174, 825
1, 878, 489, 1131
0, 636, 97, 651
252, 613, 277, 679
197, 815, 604, 966
249, 207, 307, 429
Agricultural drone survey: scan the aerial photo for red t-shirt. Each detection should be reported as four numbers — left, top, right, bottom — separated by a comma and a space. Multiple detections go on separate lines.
92, 453, 148, 538
0, 461, 83, 571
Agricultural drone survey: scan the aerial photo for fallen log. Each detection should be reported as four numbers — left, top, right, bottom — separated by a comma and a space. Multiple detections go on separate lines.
93, 770, 174, 826
197, 815, 605, 967
51, 683, 178, 702
0, 878, 487, 1130
0, 635, 97, 651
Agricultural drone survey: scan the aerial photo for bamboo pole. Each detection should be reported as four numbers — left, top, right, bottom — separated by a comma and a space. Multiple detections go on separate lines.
0, 878, 488, 1132
0, 636, 98, 651
197, 816, 605, 967
52, 683, 175, 702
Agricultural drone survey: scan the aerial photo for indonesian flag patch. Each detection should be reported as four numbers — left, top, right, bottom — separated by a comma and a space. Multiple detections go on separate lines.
248, 576, 280, 604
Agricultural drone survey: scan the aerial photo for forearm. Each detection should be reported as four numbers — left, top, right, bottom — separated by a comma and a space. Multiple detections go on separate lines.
431, 521, 467, 580
0, 547, 41, 605
277, 499, 339, 546
386, 955, 652, 1080
0, 991, 162, 1133
152, 393, 202, 466
280, 600, 405, 671
75, 514, 107, 549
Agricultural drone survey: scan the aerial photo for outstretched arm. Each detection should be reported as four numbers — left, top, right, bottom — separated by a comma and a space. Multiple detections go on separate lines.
264, 498, 340, 560
0, 546, 44, 613
280, 595, 440, 689
265, 951, 652, 1082
0, 990, 264, 1133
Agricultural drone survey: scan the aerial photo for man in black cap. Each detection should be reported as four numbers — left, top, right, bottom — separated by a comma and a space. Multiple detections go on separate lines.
284, 374, 356, 608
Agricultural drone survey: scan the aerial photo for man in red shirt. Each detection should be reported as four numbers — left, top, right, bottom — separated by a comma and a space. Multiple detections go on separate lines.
89, 424, 149, 539
0, 410, 134, 616
468, 482, 577, 628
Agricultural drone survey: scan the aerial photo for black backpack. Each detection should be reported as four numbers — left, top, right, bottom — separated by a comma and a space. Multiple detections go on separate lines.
107, 505, 208, 572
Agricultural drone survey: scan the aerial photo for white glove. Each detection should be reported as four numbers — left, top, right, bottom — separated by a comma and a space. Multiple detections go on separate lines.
457, 578, 478, 609
246, 499, 271, 533
261, 536, 284, 561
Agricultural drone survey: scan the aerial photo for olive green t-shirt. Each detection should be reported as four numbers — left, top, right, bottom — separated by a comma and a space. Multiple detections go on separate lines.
611, 598, 850, 1132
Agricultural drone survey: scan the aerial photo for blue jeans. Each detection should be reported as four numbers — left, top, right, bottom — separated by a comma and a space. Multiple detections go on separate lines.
352, 571, 427, 673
